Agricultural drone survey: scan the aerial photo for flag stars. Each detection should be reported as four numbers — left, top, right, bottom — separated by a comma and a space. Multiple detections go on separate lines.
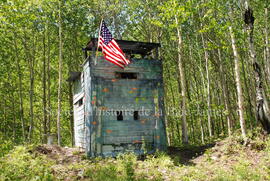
98, 20, 130, 68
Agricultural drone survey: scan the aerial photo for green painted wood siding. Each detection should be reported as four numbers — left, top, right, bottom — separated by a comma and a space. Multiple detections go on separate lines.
80, 56, 167, 157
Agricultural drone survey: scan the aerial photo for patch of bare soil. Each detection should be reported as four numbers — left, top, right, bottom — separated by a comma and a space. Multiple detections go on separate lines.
191, 138, 268, 172
168, 144, 215, 165
33, 145, 86, 180
34, 145, 84, 164
167, 134, 269, 176
31, 136, 269, 180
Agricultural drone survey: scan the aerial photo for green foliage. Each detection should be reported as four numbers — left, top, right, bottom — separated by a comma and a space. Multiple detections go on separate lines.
0, 0, 270, 180
1, 134, 270, 181
81, 152, 175, 181
212, 161, 267, 181
117, 153, 136, 181
0, 0, 270, 164
83, 154, 139, 181
84, 162, 120, 181
0, 139, 13, 158
0, 146, 55, 181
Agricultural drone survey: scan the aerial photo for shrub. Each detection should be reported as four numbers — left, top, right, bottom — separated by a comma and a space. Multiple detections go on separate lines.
0, 146, 55, 181
0, 135, 14, 157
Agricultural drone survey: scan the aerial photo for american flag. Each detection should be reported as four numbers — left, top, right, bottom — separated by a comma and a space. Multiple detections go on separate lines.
97, 21, 130, 68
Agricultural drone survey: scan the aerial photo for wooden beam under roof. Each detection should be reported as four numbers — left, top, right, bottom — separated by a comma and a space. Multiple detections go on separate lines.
85, 38, 160, 56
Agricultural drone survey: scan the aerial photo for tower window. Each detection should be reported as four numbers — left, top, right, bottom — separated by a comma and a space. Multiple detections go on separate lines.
76, 98, 83, 107
115, 72, 137, 79
134, 111, 139, 120
117, 111, 123, 121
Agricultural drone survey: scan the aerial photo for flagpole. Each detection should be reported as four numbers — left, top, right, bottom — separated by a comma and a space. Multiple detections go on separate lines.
95, 19, 103, 65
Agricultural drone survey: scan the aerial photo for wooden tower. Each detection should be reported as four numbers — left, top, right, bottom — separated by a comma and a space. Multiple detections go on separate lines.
68, 38, 167, 157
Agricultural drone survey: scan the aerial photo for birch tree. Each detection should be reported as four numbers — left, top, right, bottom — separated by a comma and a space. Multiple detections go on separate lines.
229, 9, 247, 141
57, 0, 63, 145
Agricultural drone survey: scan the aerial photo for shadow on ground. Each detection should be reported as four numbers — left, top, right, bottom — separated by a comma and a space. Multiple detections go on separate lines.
167, 144, 215, 165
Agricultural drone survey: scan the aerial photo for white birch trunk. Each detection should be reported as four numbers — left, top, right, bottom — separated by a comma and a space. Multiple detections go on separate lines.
201, 33, 212, 137
57, 0, 63, 146
175, 15, 188, 144
229, 25, 247, 140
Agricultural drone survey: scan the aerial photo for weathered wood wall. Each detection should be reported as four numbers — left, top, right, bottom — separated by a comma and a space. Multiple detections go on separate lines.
73, 74, 85, 148
75, 56, 167, 157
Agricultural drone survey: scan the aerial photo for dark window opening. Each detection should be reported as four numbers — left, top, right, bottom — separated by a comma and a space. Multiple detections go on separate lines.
77, 98, 83, 107
117, 111, 123, 121
134, 111, 139, 120
115, 72, 137, 79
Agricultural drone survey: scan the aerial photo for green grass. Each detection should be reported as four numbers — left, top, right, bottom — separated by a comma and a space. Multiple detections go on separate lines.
1, 131, 270, 181
0, 146, 55, 181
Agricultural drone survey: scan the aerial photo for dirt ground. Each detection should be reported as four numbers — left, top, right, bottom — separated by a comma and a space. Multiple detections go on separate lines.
167, 144, 215, 165
34, 145, 85, 164
32, 138, 268, 180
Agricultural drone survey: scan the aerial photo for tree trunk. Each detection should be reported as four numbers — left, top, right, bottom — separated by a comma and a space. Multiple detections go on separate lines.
244, 3, 270, 133
195, 34, 208, 141
175, 15, 188, 144
69, 83, 74, 146
217, 49, 233, 136
47, 27, 51, 135
264, 8, 270, 84
193, 68, 206, 144
42, 31, 47, 143
161, 56, 172, 146
189, 38, 205, 144
3, 99, 7, 137
201, 32, 213, 137
229, 23, 247, 141
10, 89, 16, 141
57, 0, 63, 146
253, 63, 270, 132
240, 46, 255, 129
28, 56, 34, 142
164, 60, 180, 145
13, 33, 25, 141
22, 31, 36, 143
163, 78, 171, 146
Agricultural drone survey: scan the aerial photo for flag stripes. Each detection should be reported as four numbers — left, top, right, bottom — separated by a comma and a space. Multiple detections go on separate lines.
97, 21, 130, 68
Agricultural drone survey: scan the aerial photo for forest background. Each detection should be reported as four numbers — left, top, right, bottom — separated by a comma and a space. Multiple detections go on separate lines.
0, 0, 269, 151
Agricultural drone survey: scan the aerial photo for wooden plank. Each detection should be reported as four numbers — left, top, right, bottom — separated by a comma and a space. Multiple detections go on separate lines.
103, 136, 154, 144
